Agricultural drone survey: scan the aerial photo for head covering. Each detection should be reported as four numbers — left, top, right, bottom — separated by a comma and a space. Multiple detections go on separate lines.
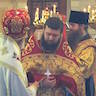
2, 9, 30, 39
69, 10, 89, 24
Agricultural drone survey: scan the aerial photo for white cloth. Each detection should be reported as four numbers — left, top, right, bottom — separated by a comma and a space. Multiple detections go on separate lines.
0, 67, 29, 96
0, 34, 34, 96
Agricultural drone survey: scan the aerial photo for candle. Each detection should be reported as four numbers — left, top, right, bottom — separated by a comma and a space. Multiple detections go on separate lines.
92, 10, 95, 15
83, 8, 87, 12
50, 10, 53, 17
25, 6, 28, 10
88, 5, 91, 13
34, 8, 39, 22
53, 4, 56, 14
42, 10, 45, 21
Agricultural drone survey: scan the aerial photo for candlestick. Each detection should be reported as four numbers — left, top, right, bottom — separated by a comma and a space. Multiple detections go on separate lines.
50, 10, 53, 17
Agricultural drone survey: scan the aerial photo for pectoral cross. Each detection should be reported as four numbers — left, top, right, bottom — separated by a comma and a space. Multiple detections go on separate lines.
44, 54, 52, 78
44, 67, 51, 78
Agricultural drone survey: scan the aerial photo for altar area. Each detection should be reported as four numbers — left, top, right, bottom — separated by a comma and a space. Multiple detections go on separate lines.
0, 0, 96, 96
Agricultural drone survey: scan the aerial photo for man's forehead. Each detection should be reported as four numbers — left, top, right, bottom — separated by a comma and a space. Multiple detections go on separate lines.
69, 22, 79, 25
69, 23, 80, 28
44, 26, 61, 33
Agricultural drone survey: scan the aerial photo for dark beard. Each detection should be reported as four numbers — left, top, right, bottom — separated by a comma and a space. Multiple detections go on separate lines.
67, 30, 82, 51
41, 34, 60, 53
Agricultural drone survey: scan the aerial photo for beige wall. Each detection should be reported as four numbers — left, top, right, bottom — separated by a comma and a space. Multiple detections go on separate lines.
71, 0, 96, 11
0, 2, 15, 32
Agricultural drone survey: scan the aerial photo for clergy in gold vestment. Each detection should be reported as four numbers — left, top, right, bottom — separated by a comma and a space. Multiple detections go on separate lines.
67, 11, 96, 96
22, 17, 86, 96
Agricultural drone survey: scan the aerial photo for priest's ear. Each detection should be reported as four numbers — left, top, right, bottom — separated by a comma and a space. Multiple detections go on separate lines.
80, 24, 84, 28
